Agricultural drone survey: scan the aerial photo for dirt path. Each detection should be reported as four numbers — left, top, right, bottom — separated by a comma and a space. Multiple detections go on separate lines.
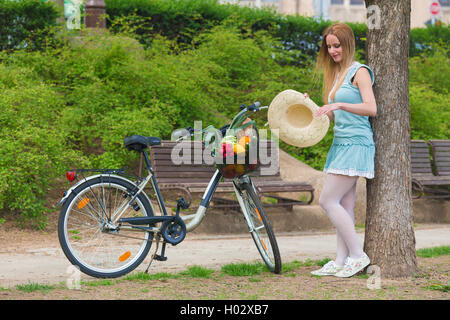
1, 223, 449, 289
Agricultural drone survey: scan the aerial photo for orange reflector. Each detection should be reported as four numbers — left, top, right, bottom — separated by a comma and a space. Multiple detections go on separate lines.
255, 208, 262, 221
119, 251, 131, 262
78, 198, 90, 209
261, 239, 267, 251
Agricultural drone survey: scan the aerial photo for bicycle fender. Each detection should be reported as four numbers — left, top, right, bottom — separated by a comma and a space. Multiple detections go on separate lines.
56, 174, 151, 207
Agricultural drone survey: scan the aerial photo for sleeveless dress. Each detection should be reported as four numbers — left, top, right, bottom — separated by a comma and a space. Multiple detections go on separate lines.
323, 61, 375, 179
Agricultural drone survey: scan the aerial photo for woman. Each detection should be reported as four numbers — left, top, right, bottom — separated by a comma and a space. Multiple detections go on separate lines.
309, 23, 376, 278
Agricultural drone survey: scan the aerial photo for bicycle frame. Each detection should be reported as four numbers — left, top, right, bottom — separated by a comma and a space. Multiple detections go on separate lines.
57, 102, 283, 277
115, 148, 253, 234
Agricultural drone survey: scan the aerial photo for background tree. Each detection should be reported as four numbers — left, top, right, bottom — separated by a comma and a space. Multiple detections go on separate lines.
364, 0, 418, 277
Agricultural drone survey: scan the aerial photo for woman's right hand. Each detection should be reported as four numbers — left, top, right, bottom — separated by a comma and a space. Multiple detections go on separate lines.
305, 93, 334, 122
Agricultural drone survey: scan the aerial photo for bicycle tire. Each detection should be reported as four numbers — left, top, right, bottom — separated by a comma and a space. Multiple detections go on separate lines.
240, 182, 282, 274
58, 175, 154, 278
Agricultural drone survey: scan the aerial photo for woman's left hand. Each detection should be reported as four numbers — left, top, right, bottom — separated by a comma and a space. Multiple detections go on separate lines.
316, 103, 340, 117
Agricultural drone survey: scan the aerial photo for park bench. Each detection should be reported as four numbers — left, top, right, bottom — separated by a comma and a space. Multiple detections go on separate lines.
410, 140, 450, 199
429, 140, 450, 176
141, 140, 314, 211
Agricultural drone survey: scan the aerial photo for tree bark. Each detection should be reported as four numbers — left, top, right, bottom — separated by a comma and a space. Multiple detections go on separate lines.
364, 0, 418, 277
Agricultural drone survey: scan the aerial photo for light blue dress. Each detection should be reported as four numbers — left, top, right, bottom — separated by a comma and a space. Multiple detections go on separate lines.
323, 61, 375, 179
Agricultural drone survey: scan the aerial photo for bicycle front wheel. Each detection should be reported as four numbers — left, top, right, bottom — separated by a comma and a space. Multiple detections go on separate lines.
240, 182, 282, 274
58, 175, 154, 278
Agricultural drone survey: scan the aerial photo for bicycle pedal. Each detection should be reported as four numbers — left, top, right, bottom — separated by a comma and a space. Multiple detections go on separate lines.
154, 255, 167, 262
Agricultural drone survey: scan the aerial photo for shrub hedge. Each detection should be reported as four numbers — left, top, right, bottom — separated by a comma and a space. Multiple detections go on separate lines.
105, 0, 449, 66
0, 0, 59, 51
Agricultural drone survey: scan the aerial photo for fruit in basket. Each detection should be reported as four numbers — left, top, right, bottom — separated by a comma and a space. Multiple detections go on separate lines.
238, 136, 251, 146
233, 143, 246, 154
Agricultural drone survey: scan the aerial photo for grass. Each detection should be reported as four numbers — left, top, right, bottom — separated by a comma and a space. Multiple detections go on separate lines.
81, 279, 115, 287
124, 272, 181, 282
16, 282, 55, 293
425, 282, 450, 293
221, 262, 269, 276
416, 245, 450, 258
179, 265, 215, 278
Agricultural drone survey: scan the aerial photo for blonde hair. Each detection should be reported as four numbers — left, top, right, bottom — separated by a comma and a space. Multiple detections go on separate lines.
315, 23, 356, 103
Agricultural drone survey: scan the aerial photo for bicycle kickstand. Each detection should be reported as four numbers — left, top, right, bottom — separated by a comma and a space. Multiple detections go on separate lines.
144, 234, 169, 274
144, 197, 188, 273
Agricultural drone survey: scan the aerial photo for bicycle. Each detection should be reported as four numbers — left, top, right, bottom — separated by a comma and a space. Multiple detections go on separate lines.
57, 102, 282, 278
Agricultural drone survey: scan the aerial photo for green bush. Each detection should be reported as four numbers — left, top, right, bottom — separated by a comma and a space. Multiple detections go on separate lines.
409, 41, 449, 141
0, 0, 60, 51
105, 0, 449, 66
0, 70, 81, 228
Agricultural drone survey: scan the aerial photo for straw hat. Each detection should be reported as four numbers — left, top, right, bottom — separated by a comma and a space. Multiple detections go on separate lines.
268, 89, 330, 148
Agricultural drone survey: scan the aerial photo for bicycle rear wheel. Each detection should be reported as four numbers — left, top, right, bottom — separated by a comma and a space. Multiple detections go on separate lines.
58, 176, 154, 278
240, 182, 282, 274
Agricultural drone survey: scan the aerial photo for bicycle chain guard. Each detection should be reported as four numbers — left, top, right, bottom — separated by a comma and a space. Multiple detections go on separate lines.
160, 197, 188, 245
161, 216, 186, 245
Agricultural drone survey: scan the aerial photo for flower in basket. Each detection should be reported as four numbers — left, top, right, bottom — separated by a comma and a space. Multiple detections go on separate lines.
219, 142, 234, 158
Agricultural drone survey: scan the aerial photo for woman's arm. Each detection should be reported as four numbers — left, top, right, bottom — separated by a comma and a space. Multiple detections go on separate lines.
316, 68, 377, 117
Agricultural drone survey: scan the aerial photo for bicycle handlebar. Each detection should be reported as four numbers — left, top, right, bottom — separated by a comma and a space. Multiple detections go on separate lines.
240, 101, 262, 112
180, 102, 267, 141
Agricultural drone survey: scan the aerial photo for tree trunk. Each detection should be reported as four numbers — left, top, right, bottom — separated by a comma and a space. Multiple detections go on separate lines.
364, 0, 418, 277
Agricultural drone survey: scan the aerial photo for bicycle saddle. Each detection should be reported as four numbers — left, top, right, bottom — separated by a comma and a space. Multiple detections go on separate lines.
124, 135, 161, 152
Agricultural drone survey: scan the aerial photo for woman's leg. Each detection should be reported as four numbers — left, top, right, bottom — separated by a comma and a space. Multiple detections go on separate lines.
335, 182, 357, 266
319, 174, 364, 261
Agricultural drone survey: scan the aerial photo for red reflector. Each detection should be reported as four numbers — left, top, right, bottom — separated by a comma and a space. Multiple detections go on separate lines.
66, 171, 76, 182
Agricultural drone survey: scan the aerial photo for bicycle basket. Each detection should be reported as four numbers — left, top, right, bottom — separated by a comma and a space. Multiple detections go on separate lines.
213, 119, 260, 179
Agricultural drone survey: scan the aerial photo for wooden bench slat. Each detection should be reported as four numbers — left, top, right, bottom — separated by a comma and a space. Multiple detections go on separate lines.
428, 139, 450, 176
435, 160, 450, 166
429, 140, 450, 147
413, 169, 433, 174
411, 152, 430, 156
412, 161, 432, 166
435, 152, 450, 158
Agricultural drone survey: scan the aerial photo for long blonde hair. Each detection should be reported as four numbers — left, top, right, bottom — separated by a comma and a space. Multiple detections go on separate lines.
315, 23, 356, 103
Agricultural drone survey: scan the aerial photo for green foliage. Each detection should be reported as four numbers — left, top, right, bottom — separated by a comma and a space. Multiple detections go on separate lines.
105, 0, 449, 66
409, 42, 450, 141
410, 24, 450, 57
0, 0, 60, 51
0, 66, 82, 228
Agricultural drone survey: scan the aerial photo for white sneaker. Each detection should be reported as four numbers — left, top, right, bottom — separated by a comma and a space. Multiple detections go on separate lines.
334, 253, 370, 278
311, 260, 344, 276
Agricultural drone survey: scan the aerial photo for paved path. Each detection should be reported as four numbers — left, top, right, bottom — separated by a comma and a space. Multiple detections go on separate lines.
1, 225, 449, 288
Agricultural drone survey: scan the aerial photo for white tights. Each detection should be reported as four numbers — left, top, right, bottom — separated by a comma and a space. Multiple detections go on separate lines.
319, 174, 364, 266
